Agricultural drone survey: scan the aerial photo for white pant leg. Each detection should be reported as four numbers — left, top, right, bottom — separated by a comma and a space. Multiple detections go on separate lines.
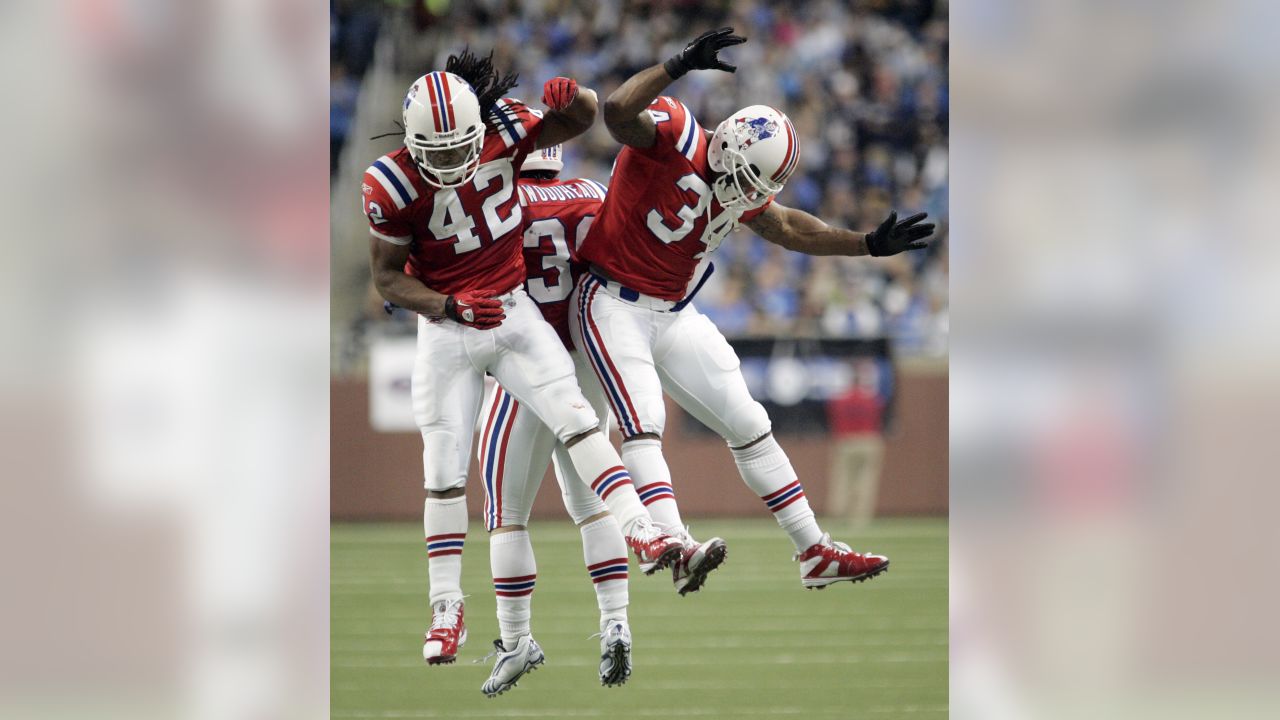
551, 350, 612, 524
652, 306, 772, 448
569, 274, 665, 438
477, 380, 557, 531
489, 289, 601, 442
413, 315, 486, 491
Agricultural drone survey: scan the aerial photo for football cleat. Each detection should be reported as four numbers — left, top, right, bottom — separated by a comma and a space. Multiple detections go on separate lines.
625, 518, 684, 575
597, 620, 632, 687
480, 635, 545, 697
422, 598, 467, 665
671, 530, 728, 596
795, 533, 889, 589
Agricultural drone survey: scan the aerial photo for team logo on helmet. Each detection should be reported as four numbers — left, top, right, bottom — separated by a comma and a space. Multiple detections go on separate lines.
404, 83, 420, 110
737, 116, 779, 148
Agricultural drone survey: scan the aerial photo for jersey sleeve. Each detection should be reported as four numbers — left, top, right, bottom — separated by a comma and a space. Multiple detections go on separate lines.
491, 97, 543, 157
737, 196, 775, 225
361, 167, 413, 245
635, 96, 700, 160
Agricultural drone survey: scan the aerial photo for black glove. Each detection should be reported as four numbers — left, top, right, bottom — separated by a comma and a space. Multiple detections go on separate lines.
665, 27, 747, 79
865, 211, 936, 257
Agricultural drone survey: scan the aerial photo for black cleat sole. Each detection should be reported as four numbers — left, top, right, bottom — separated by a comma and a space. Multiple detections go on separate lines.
678, 542, 728, 596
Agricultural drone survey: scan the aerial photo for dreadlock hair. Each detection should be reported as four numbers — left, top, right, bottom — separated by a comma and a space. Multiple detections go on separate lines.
446, 47, 520, 132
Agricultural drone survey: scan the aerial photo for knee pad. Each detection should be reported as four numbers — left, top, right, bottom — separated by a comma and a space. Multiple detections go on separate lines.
538, 377, 602, 441
723, 399, 772, 448
492, 507, 531, 532
421, 430, 466, 492
560, 487, 608, 526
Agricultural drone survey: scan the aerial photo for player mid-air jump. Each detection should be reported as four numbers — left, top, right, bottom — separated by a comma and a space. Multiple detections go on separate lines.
362, 49, 683, 682
476, 144, 634, 695
575, 27, 936, 593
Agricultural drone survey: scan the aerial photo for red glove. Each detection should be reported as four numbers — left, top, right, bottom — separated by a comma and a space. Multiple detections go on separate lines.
542, 77, 579, 111
445, 290, 505, 329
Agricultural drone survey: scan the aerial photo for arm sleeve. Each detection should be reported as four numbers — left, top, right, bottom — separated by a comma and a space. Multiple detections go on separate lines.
633, 96, 699, 159
491, 97, 544, 157
361, 169, 413, 245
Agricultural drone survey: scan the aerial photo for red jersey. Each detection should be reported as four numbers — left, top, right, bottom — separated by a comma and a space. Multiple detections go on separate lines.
361, 98, 542, 296
578, 96, 772, 301
517, 176, 607, 348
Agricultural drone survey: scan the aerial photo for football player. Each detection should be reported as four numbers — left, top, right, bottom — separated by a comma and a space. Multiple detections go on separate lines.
477, 145, 633, 695
575, 28, 936, 592
362, 50, 683, 671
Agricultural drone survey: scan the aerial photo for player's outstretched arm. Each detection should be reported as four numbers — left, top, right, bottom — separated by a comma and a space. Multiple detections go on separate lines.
603, 27, 746, 148
745, 203, 936, 257
369, 238, 505, 327
537, 76, 598, 149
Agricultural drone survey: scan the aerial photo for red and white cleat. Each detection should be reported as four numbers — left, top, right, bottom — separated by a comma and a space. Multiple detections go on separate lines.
423, 598, 467, 664
625, 518, 684, 575
672, 530, 727, 596
795, 533, 889, 589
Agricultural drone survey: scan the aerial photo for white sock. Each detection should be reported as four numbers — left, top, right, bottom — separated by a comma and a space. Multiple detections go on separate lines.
579, 516, 629, 628
732, 435, 824, 552
490, 530, 536, 648
623, 438, 684, 534
566, 432, 649, 535
424, 495, 467, 605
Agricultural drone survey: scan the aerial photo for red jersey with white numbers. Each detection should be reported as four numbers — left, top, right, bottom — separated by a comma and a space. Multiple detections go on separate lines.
578, 96, 772, 301
361, 98, 542, 296
518, 176, 607, 348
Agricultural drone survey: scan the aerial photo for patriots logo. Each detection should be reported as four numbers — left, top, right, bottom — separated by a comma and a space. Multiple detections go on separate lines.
404, 83, 420, 110
737, 116, 778, 148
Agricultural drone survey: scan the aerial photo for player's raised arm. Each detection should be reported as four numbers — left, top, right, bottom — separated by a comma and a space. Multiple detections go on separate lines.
369, 238, 505, 327
745, 202, 936, 257
537, 77, 598, 149
602, 27, 745, 148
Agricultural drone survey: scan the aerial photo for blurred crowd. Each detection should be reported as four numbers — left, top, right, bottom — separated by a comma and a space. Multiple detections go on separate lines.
334, 0, 948, 356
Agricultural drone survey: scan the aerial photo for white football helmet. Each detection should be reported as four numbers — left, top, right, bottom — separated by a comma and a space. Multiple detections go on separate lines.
403, 71, 485, 188
522, 144, 563, 175
707, 105, 800, 210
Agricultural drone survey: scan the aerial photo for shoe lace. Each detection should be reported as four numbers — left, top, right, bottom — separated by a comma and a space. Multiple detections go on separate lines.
629, 518, 662, 543
588, 621, 627, 644
428, 596, 466, 632
472, 638, 506, 665
793, 533, 854, 561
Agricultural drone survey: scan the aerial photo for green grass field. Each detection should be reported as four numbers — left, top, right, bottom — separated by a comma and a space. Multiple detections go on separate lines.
332, 518, 947, 719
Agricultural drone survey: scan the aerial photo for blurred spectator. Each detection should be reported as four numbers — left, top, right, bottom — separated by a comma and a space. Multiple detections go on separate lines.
824, 357, 894, 526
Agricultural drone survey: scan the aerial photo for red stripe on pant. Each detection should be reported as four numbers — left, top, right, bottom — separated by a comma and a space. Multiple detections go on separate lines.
492, 399, 519, 529
582, 279, 645, 435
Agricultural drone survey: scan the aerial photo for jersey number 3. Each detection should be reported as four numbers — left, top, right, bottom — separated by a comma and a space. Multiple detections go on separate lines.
646, 173, 710, 246
429, 163, 521, 254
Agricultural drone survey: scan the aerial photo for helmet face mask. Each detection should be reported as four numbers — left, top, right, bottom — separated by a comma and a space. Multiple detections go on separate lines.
405, 128, 484, 188
712, 148, 781, 210
403, 72, 486, 188
708, 105, 799, 211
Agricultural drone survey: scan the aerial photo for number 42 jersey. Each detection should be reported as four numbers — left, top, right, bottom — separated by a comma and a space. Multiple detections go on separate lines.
361, 98, 542, 297
578, 96, 773, 302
